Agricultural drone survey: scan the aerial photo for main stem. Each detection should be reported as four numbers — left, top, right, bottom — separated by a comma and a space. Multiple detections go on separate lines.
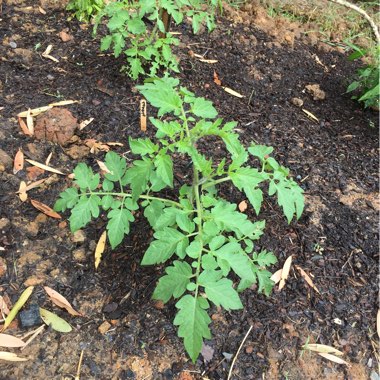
181, 106, 204, 300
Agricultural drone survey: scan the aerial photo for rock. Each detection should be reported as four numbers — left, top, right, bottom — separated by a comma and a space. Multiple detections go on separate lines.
0, 149, 12, 170
98, 321, 111, 334
65, 144, 90, 159
18, 251, 42, 266
0, 257, 7, 277
7, 48, 34, 65
19, 304, 42, 328
0, 218, 10, 229
34, 108, 78, 145
59, 30, 73, 42
24, 275, 45, 286
72, 230, 86, 243
73, 248, 86, 262
305, 84, 326, 100
39, 0, 69, 10
291, 97, 304, 107
25, 221, 39, 236
35, 213, 48, 224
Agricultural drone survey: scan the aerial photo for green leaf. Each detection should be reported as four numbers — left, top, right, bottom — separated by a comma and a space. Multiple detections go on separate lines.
101, 195, 114, 210
175, 211, 195, 233
104, 151, 127, 183
215, 242, 255, 282
69, 196, 100, 231
270, 174, 304, 223
107, 10, 129, 30
152, 261, 192, 303
248, 144, 274, 161
100, 35, 113, 51
201, 254, 219, 270
125, 159, 153, 201
174, 295, 211, 362
137, 78, 182, 116
127, 17, 146, 34
141, 227, 186, 265
191, 97, 217, 118
54, 188, 79, 212
39, 308, 72, 333
129, 137, 158, 155
252, 250, 277, 267
74, 164, 100, 191
129, 57, 144, 80
200, 277, 243, 310
186, 240, 202, 259
154, 153, 173, 187
244, 187, 263, 215
256, 269, 274, 296
107, 208, 134, 249
144, 200, 165, 228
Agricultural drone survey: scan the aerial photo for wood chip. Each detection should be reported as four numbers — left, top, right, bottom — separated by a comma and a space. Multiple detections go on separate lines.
213, 70, 222, 86
140, 99, 147, 132
18, 181, 28, 202
223, 86, 244, 98
26, 108, 34, 135
17, 106, 52, 118
198, 59, 218, 64
270, 269, 282, 285
48, 100, 79, 107
18, 117, 32, 136
304, 343, 343, 355
95, 231, 107, 269
302, 108, 319, 122
79, 118, 94, 130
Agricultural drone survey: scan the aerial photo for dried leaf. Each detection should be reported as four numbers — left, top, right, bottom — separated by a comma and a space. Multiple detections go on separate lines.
25, 159, 65, 175
377, 309, 380, 338
38, 6, 46, 14
140, 99, 147, 132
238, 200, 247, 212
26, 108, 34, 135
17, 106, 52, 117
279, 255, 292, 291
23, 178, 47, 192
1, 286, 34, 332
105, 142, 124, 147
201, 343, 215, 363
0, 296, 10, 315
270, 269, 282, 285
318, 352, 349, 365
95, 231, 107, 269
48, 100, 79, 107
295, 265, 320, 294
44, 286, 82, 317
30, 199, 61, 219
303, 343, 343, 355
39, 308, 72, 333
43, 54, 59, 63
13, 149, 24, 174
0, 352, 28, 362
45, 152, 53, 166
59, 31, 73, 42
193, 53, 203, 59
213, 70, 222, 86
79, 118, 94, 130
223, 86, 244, 98
18, 117, 32, 136
26, 166, 45, 181
0, 334, 26, 348
18, 181, 28, 202
96, 160, 112, 174
302, 109, 319, 122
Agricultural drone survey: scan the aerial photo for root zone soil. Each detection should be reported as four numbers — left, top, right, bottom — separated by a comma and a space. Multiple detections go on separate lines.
0, 2, 378, 379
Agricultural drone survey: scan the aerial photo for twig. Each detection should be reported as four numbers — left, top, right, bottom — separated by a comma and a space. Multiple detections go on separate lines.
227, 325, 253, 380
21, 325, 45, 351
75, 350, 84, 380
328, 0, 380, 46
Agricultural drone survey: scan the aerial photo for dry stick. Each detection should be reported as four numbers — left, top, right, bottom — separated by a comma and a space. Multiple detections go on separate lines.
75, 349, 84, 380
328, 0, 380, 46
227, 325, 253, 380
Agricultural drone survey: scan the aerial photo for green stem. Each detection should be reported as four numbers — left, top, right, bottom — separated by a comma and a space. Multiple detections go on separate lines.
83, 191, 183, 208
202, 175, 231, 190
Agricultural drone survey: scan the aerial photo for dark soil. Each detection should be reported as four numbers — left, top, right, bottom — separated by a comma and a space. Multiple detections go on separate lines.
0, 1, 378, 380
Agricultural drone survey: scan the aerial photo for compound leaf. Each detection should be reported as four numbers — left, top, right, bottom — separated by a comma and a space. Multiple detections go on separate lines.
106, 208, 134, 249
174, 295, 211, 362
152, 261, 192, 303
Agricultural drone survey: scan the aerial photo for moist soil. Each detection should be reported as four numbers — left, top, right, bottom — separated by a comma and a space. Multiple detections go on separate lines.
0, 1, 379, 380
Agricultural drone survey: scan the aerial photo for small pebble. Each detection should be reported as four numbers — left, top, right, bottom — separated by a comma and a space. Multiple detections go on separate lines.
19, 304, 42, 328
47, 74, 54, 80
9, 41, 17, 48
